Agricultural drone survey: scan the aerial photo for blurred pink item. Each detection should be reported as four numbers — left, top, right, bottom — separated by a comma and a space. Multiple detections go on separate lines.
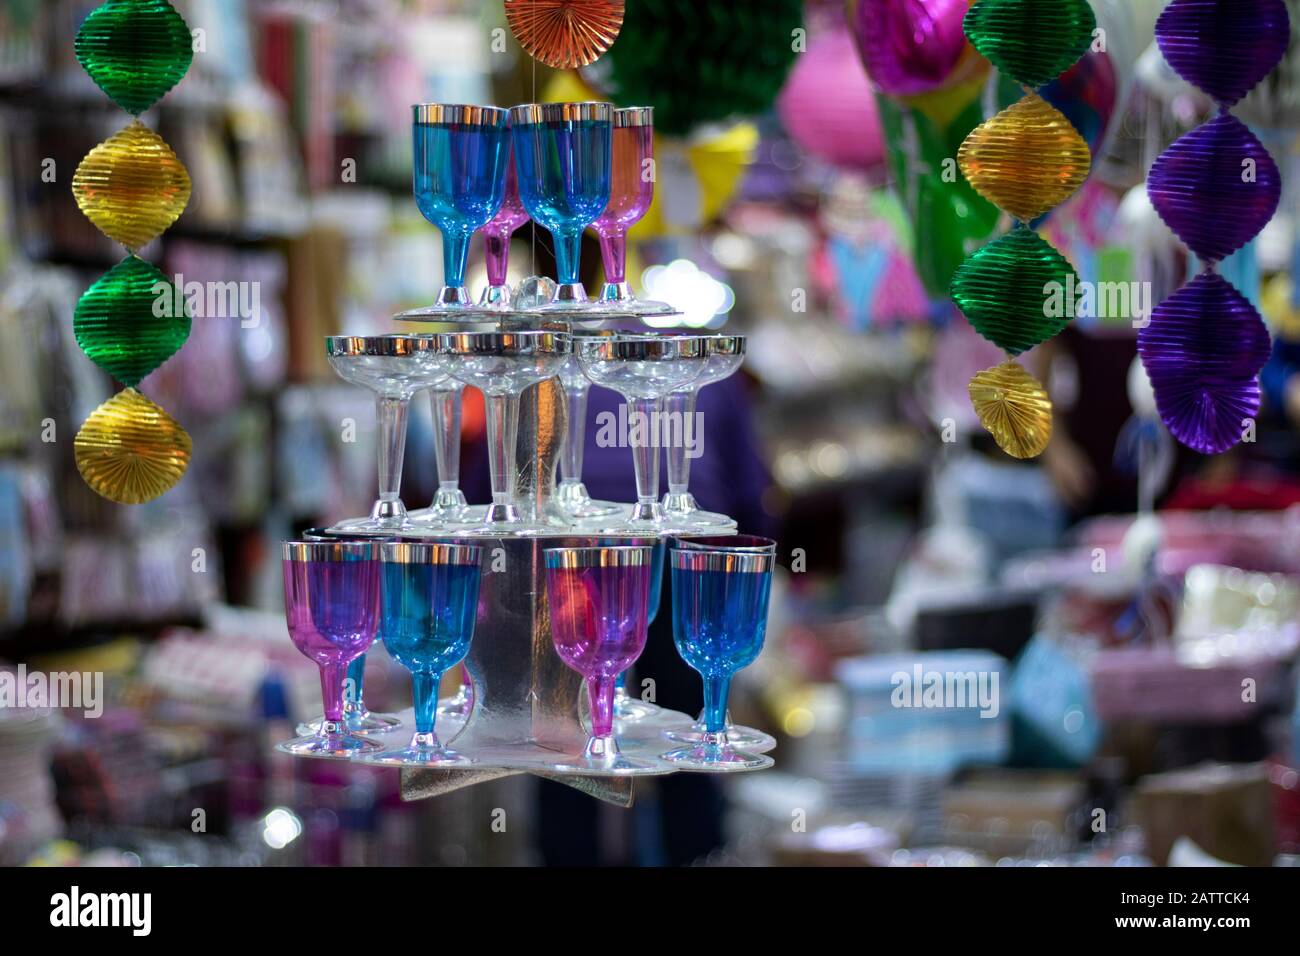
846, 0, 972, 96
777, 27, 884, 171
1092, 648, 1291, 723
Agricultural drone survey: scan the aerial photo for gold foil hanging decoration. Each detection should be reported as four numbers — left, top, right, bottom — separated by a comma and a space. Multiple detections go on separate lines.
72, 120, 191, 251
71, 0, 194, 504
75, 389, 193, 505
956, 93, 1091, 223
968, 361, 1053, 460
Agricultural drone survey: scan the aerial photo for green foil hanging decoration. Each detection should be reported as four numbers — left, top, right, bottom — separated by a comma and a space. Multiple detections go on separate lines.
75, 0, 193, 116
72, 0, 194, 504
949, 227, 1078, 356
74, 256, 191, 388
948, 0, 1094, 459
962, 0, 1096, 90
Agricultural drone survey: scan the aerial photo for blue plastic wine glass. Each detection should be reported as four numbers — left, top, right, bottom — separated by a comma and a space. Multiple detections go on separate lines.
508, 102, 612, 311
663, 535, 778, 750
661, 545, 776, 771
413, 104, 510, 313
366, 542, 483, 765
614, 540, 665, 720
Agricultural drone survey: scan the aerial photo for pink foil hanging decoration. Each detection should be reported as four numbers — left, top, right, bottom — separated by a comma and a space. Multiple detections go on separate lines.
845, 0, 972, 96
1140, 0, 1288, 455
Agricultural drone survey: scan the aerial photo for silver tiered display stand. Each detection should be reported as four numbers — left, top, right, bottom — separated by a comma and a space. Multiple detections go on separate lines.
306, 315, 775, 808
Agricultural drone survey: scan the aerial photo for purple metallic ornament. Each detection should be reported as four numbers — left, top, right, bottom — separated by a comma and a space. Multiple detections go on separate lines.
1147, 113, 1282, 263
847, 0, 972, 96
1146, 370, 1262, 455
1139, 272, 1272, 454
1155, 0, 1291, 107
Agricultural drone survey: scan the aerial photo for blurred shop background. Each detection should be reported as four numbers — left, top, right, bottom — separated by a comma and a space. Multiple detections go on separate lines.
1, 0, 1300, 867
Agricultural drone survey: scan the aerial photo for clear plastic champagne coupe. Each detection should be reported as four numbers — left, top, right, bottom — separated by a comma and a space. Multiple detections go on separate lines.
662, 334, 746, 529
437, 329, 571, 535
557, 330, 622, 520
326, 335, 447, 533
576, 333, 706, 533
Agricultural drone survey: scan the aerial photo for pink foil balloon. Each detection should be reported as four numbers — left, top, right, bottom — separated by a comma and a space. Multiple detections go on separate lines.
846, 0, 972, 96
778, 27, 885, 171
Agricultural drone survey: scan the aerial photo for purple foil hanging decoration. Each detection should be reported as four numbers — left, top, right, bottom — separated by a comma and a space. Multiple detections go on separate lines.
1139, 273, 1273, 454
1140, 0, 1288, 455
1156, 0, 1291, 106
1147, 114, 1282, 263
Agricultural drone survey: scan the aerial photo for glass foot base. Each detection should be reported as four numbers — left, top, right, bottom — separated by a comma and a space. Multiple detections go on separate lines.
277, 732, 382, 758
329, 517, 413, 535
557, 482, 623, 519
660, 742, 774, 772
614, 697, 661, 721
595, 284, 679, 317
362, 746, 471, 767
662, 723, 774, 750
549, 754, 664, 776
297, 711, 402, 737
662, 509, 737, 529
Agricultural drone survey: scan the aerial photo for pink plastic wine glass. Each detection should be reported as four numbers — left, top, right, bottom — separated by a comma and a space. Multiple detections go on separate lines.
545, 546, 663, 775
590, 107, 671, 315
279, 541, 383, 758
479, 148, 530, 309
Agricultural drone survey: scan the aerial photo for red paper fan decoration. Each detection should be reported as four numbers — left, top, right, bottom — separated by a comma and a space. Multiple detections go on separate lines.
505, 0, 624, 70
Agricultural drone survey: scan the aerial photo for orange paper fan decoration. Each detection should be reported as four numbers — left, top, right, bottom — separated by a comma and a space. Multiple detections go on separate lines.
505, 0, 624, 70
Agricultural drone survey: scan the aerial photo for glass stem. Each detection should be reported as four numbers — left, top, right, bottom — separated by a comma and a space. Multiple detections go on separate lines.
376, 395, 409, 506
629, 395, 661, 514
443, 227, 472, 288
484, 228, 510, 287
665, 389, 697, 495
320, 662, 346, 723
412, 671, 440, 736
598, 230, 627, 284
430, 386, 463, 492
555, 230, 582, 285
702, 672, 730, 734
344, 653, 366, 709
485, 392, 519, 511
561, 385, 589, 484
588, 673, 617, 738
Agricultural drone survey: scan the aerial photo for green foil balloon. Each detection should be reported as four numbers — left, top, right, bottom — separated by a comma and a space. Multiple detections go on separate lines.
949, 227, 1079, 355
75, 0, 193, 116
963, 0, 1096, 90
877, 95, 1000, 297
74, 255, 191, 387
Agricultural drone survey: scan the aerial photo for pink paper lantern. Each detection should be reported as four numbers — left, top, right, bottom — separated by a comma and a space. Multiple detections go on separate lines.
777, 28, 885, 172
